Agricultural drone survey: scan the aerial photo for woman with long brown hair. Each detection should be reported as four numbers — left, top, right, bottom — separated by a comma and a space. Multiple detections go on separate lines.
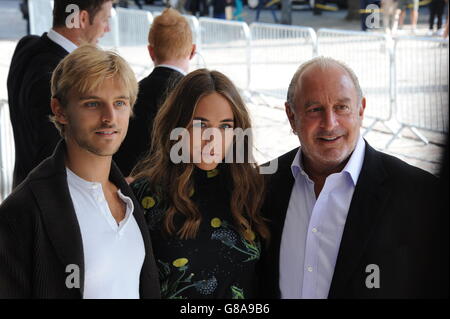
130, 69, 269, 299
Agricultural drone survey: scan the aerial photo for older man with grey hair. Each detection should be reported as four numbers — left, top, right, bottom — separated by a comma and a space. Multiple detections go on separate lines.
259, 56, 446, 299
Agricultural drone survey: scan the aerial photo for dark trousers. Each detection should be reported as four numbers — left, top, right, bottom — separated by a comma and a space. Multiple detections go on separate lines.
429, 0, 446, 29
255, 0, 279, 23
189, 0, 209, 16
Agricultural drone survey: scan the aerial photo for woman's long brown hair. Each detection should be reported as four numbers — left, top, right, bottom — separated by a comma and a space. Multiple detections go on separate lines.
132, 69, 269, 242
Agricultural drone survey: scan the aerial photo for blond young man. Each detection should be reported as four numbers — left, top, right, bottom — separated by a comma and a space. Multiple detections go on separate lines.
114, 8, 196, 176
0, 45, 160, 299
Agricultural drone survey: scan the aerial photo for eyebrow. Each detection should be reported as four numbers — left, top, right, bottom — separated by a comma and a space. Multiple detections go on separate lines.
304, 98, 352, 108
193, 117, 234, 122
304, 101, 321, 108
79, 96, 130, 101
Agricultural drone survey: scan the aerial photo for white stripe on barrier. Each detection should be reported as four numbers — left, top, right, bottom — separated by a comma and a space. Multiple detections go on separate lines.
0, 100, 15, 202
29, 0, 53, 36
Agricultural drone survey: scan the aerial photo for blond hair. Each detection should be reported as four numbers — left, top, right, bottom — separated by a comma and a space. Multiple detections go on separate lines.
148, 8, 193, 62
50, 44, 138, 136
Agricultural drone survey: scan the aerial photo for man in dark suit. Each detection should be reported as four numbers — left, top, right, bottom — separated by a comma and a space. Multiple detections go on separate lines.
260, 57, 447, 298
7, 0, 112, 188
0, 45, 160, 299
114, 8, 196, 177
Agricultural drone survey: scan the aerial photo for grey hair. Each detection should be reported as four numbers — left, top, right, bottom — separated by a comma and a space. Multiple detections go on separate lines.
286, 56, 364, 109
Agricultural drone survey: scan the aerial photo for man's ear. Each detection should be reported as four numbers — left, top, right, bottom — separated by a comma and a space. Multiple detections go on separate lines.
79, 10, 89, 29
51, 98, 68, 125
189, 44, 196, 60
148, 45, 156, 63
285, 102, 297, 133
359, 97, 366, 119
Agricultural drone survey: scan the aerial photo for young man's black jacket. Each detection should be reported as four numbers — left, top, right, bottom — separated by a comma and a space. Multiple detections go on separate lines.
0, 141, 161, 298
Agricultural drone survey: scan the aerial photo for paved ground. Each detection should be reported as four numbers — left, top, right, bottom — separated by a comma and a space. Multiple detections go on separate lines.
0, 0, 448, 186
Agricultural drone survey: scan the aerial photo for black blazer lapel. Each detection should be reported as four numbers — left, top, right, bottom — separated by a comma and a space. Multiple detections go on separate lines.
261, 148, 298, 298
27, 141, 84, 297
328, 142, 391, 298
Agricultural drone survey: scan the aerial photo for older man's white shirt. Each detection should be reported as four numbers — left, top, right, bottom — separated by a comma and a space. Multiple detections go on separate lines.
280, 136, 365, 299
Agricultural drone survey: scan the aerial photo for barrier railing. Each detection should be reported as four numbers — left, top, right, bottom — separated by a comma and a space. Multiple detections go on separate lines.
387, 36, 449, 147
249, 22, 316, 101
197, 17, 251, 91
183, 14, 204, 69
99, 8, 120, 48
317, 28, 394, 133
22, 0, 450, 144
116, 7, 153, 47
0, 100, 14, 203
28, 0, 53, 36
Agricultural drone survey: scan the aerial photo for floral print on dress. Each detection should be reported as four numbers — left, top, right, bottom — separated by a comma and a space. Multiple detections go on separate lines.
210, 218, 261, 262
130, 165, 261, 299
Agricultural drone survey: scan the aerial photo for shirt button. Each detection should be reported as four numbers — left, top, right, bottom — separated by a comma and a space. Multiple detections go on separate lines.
312, 228, 318, 233
91, 184, 98, 189
307, 266, 313, 272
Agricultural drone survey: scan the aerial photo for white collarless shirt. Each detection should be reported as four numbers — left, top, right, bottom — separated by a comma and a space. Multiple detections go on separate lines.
66, 168, 145, 299
279, 136, 366, 299
47, 29, 77, 53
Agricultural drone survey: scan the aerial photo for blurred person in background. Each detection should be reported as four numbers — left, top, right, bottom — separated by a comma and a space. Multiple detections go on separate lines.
397, 0, 419, 33
7, 0, 113, 189
114, 8, 196, 177
382, 0, 399, 34
427, 0, 447, 36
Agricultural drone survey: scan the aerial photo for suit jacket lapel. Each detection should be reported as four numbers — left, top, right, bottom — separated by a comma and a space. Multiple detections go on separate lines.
328, 142, 391, 298
28, 141, 84, 297
263, 148, 297, 298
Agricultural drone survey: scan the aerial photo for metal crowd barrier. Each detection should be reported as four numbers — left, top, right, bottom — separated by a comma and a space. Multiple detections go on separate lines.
25, 0, 450, 146
99, 8, 120, 48
105, 8, 153, 79
29, 0, 53, 36
183, 14, 204, 69
116, 7, 153, 47
317, 28, 394, 137
388, 36, 449, 147
249, 22, 316, 101
0, 100, 14, 203
197, 17, 251, 91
